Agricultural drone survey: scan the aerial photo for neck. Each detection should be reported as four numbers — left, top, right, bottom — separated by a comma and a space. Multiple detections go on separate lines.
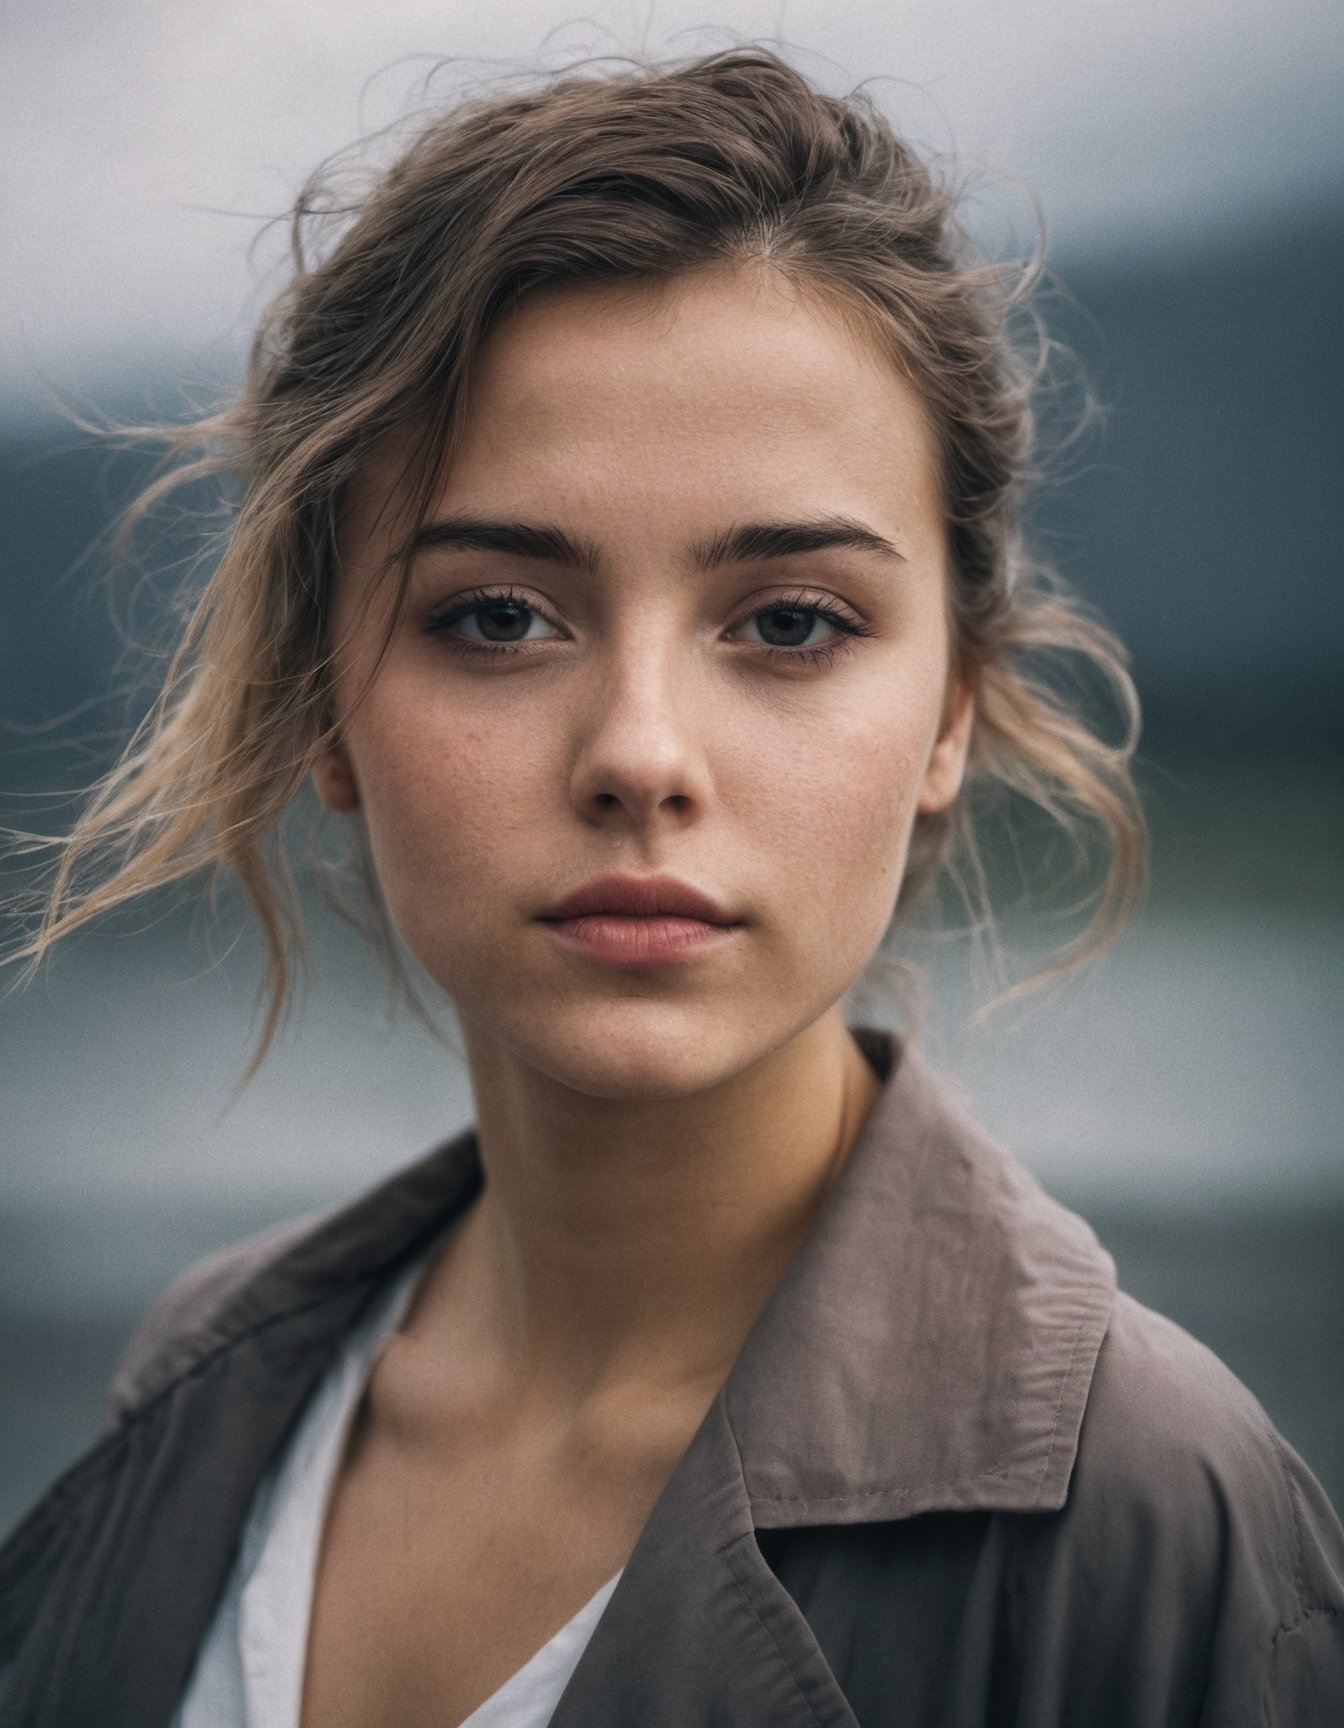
430, 1007, 881, 1414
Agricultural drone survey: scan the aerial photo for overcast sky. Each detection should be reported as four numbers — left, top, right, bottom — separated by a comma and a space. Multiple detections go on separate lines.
3, 0, 1341, 412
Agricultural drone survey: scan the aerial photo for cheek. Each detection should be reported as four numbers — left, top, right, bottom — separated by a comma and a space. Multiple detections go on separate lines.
722, 677, 939, 1002
804, 742, 920, 904
345, 687, 549, 940
730, 678, 940, 931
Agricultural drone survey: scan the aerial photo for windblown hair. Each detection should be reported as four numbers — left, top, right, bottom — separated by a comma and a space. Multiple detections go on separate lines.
12, 48, 1144, 1060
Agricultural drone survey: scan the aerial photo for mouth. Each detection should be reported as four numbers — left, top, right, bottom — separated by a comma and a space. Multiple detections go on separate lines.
537, 873, 742, 966
540, 873, 737, 924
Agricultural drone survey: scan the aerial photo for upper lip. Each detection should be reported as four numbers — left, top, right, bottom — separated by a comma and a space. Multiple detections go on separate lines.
540, 873, 739, 924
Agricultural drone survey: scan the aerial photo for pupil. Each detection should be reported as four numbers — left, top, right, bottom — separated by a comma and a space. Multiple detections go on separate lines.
760, 607, 812, 648
480, 601, 530, 641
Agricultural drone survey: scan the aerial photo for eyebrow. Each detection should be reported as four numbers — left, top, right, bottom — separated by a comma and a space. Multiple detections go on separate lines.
691, 517, 905, 569
404, 512, 904, 573
405, 516, 602, 573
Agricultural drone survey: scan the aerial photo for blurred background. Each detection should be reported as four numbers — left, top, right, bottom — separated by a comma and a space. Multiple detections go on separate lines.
2, 0, 1341, 1535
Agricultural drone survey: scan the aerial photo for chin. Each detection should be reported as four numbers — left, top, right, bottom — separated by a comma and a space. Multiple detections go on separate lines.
482, 996, 790, 1103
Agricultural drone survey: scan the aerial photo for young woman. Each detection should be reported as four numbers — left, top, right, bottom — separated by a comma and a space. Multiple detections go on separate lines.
1, 48, 1340, 1728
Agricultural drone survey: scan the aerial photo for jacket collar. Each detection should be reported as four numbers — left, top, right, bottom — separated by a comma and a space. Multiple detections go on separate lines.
727, 1028, 1117, 1526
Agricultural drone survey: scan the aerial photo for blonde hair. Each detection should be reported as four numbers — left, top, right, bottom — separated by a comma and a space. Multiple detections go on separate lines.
9, 48, 1144, 1063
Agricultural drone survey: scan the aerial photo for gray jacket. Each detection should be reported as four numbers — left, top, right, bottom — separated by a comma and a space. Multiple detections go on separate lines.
2, 1031, 1342, 1725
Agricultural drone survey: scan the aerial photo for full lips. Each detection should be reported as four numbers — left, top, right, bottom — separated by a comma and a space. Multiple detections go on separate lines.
542, 913, 741, 965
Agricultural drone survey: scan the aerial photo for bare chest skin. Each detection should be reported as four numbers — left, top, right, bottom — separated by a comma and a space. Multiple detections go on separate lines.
299, 1325, 712, 1728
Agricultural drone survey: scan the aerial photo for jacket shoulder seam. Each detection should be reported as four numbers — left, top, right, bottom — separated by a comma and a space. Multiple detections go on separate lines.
1259, 1428, 1331, 1728
1264, 1603, 1341, 1728
1274, 1427, 1330, 1622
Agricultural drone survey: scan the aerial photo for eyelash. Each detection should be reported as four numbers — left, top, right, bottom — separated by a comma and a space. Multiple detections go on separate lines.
422, 585, 876, 669
424, 587, 550, 659
747, 588, 877, 668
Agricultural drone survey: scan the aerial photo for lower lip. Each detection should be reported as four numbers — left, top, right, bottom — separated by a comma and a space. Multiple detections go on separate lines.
540, 914, 741, 966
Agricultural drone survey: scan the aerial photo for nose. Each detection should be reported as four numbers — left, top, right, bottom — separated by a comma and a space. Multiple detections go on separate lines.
568, 634, 713, 829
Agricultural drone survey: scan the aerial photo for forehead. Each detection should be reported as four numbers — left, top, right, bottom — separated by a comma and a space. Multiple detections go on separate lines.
348, 265, 944, 552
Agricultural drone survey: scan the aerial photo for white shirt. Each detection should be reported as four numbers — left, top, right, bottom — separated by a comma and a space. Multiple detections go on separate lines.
172, 1240, 621, 1728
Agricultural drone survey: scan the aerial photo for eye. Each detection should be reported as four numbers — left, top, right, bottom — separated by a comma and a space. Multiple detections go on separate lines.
426, 588, 562, 649
733, 592, 875, 662
456, 595, 556, 643
742, 603, 835, 650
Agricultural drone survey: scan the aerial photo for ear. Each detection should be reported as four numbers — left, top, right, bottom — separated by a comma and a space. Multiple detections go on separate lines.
311, 738, 361, 813
916, 676, 974, 815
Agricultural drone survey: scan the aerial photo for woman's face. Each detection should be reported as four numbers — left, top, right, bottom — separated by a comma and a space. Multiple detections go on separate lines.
318, 267, 972, 1098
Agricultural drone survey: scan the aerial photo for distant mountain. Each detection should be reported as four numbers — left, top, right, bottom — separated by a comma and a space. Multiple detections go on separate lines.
1032, 203, 1343, 745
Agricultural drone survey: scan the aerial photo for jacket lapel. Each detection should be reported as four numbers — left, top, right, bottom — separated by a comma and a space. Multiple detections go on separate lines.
551, 1396, 860, 1727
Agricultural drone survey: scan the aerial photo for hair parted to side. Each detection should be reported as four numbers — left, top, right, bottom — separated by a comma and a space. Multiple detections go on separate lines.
9, 47, 1144, 1066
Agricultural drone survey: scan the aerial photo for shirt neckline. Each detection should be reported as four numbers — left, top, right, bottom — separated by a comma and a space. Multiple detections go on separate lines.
181, 1229, 624, 1728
